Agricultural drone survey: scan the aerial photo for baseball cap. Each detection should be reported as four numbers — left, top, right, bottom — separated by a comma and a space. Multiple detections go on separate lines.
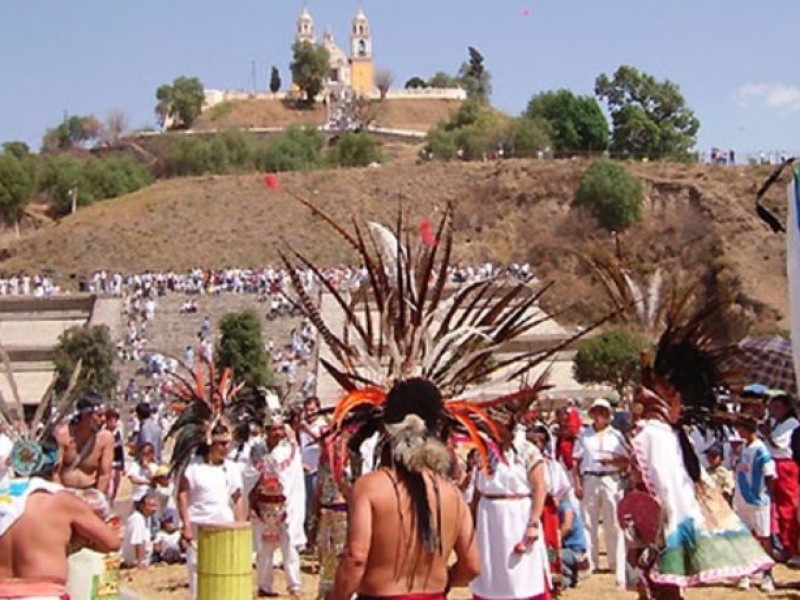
589, 398, 612, 413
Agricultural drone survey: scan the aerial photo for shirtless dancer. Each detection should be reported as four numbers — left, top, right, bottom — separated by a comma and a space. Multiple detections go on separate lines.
330, 379, 480, 600
0, 436, 121, 589
54, 395, 114, 496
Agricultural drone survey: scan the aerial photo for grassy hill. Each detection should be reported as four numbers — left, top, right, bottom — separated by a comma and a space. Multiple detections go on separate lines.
193, 97, 464, 132
0, 159, 788, 332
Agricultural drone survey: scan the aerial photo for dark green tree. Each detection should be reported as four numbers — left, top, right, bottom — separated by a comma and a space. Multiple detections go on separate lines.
525, 90, 608, 155
269, 66, 282, 94
216, 310, 273, 390
573, 329, 646, 397
575, 160, 644, 231
290, 40, 330, 105
404, 76, 427, 89
155, 76, 205, 130
457, 47, 491, 103
328, 133, 383, 167
0, 152, 35, 236
595, 65, 699, 160
54, 325, 118, 399
2, 141, 31, 160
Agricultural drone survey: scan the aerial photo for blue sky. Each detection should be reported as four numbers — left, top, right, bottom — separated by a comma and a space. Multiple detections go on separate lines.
1, 0, 799, 157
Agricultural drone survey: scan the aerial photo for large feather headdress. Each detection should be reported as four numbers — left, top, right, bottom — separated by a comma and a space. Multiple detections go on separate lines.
280, 194, 609, 470
0, 344, 82, 477
165, 357, 245, 476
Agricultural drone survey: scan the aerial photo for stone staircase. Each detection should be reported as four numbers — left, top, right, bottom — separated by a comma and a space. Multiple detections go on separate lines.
114, 294, 314, 406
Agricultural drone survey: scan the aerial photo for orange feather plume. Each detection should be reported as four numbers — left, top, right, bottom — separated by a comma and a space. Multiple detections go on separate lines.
447, 400, 501, 441
331, 387, 386, 429
452, 412, 490, 472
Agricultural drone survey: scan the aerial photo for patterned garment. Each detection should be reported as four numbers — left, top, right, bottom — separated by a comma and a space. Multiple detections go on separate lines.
317, 506, 348, 599
632, 419, 773, 587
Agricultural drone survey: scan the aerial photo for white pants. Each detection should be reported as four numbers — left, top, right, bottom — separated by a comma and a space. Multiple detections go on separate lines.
580, 473, 626, 586
255, 523, 302, 593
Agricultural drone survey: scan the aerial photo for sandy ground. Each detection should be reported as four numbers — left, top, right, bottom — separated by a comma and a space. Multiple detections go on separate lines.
123, 555, 800, 600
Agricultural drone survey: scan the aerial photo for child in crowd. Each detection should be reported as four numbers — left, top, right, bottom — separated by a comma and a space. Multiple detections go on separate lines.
154, 510, 185, 564
705, 443, 734, 504
558, 496, 589, 588
733, 416, 776, 592
123, 493, 159, 569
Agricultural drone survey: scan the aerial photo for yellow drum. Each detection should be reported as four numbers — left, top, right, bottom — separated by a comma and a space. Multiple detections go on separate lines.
197, 522, 253, 600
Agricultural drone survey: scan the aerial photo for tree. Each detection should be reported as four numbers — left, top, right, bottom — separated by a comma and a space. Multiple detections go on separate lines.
0, 152, 35, 236
427, 72, 459, 89
595, 65, 700, 160
575, 160, 644, 231
269, 66, 282, 94
155, 76, 205, 130
259, 125, 325, 172
404, 76, 427, 89
328, 133, 383, 167
216, 310, 273, 391
573, 329, 646, 397
457, 47, 491, 103
42, 115, 104, 152
2, 141, 31, 160
525, 90, 608, 155
53, 325, 118, 399
425, 98, 511, 161
375, 68, 395, 100
506, 116, 551, 158
290, 40, 330, 105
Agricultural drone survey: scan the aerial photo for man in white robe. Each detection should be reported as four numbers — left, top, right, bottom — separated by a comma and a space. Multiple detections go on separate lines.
251, 417, 306, 598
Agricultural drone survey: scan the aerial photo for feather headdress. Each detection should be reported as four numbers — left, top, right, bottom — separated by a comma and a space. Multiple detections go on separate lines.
280, 193, 611, 471
165, 356, 245, 476
0, 343, 82, 477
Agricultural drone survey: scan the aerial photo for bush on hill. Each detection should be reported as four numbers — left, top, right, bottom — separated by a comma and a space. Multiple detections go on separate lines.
575, 160, 643, 231
573, 328, 646, 396
54, 325, 118, 399
425, 98, 550, 161
40, 155, 152, 216
327, 133, 383, 167
258, 126, 325, 172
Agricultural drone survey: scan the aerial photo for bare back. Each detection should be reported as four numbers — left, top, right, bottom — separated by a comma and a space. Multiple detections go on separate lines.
0, 490, 120, 583
356, 468, 474, 596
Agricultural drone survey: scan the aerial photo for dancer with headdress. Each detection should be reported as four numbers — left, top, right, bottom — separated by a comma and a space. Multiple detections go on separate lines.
0, 358, 120, 598
167, 360, 246, 599
250, 414, 306, 598
621, 303, 774, 600
279, 195, 605, 599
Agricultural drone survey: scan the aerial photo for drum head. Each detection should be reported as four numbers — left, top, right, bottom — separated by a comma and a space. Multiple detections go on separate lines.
617, 489, 662, 544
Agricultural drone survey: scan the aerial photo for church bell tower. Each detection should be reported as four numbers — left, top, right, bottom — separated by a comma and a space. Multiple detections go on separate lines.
349, 9, 374, 94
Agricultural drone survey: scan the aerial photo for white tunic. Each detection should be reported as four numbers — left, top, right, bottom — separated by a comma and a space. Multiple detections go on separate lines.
470, 441, 550, 599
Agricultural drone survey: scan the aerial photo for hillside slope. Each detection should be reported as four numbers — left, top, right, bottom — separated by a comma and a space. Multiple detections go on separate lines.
193, 97, 462, 132
1, 160, 788, 331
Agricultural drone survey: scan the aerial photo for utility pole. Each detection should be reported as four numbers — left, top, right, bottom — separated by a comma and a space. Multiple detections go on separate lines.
68, 185, 78, 215
251, 60, 257, 94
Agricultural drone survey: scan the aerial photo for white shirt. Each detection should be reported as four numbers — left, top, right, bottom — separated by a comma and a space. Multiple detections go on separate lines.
0, 433, 13, 491
574, 425, 628, 475
299, 417, 327, 473
127, 462, 155, 502
765, 417, 799, 460
734, 439, 776, 508
122, 511, 154, 567
183, 457, 242, 525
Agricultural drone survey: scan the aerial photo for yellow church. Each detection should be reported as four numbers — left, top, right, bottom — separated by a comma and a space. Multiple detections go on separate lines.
295, 8, 375, 96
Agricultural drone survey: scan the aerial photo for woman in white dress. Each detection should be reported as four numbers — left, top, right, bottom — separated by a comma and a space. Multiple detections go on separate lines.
470, 416, 550, 600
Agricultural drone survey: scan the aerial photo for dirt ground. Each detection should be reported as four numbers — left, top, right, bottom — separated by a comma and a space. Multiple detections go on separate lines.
124, 558, 800, 599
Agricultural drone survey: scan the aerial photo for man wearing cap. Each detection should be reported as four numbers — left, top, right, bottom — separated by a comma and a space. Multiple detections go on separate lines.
54, 394, 114, 496
573, 398, 629, 588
